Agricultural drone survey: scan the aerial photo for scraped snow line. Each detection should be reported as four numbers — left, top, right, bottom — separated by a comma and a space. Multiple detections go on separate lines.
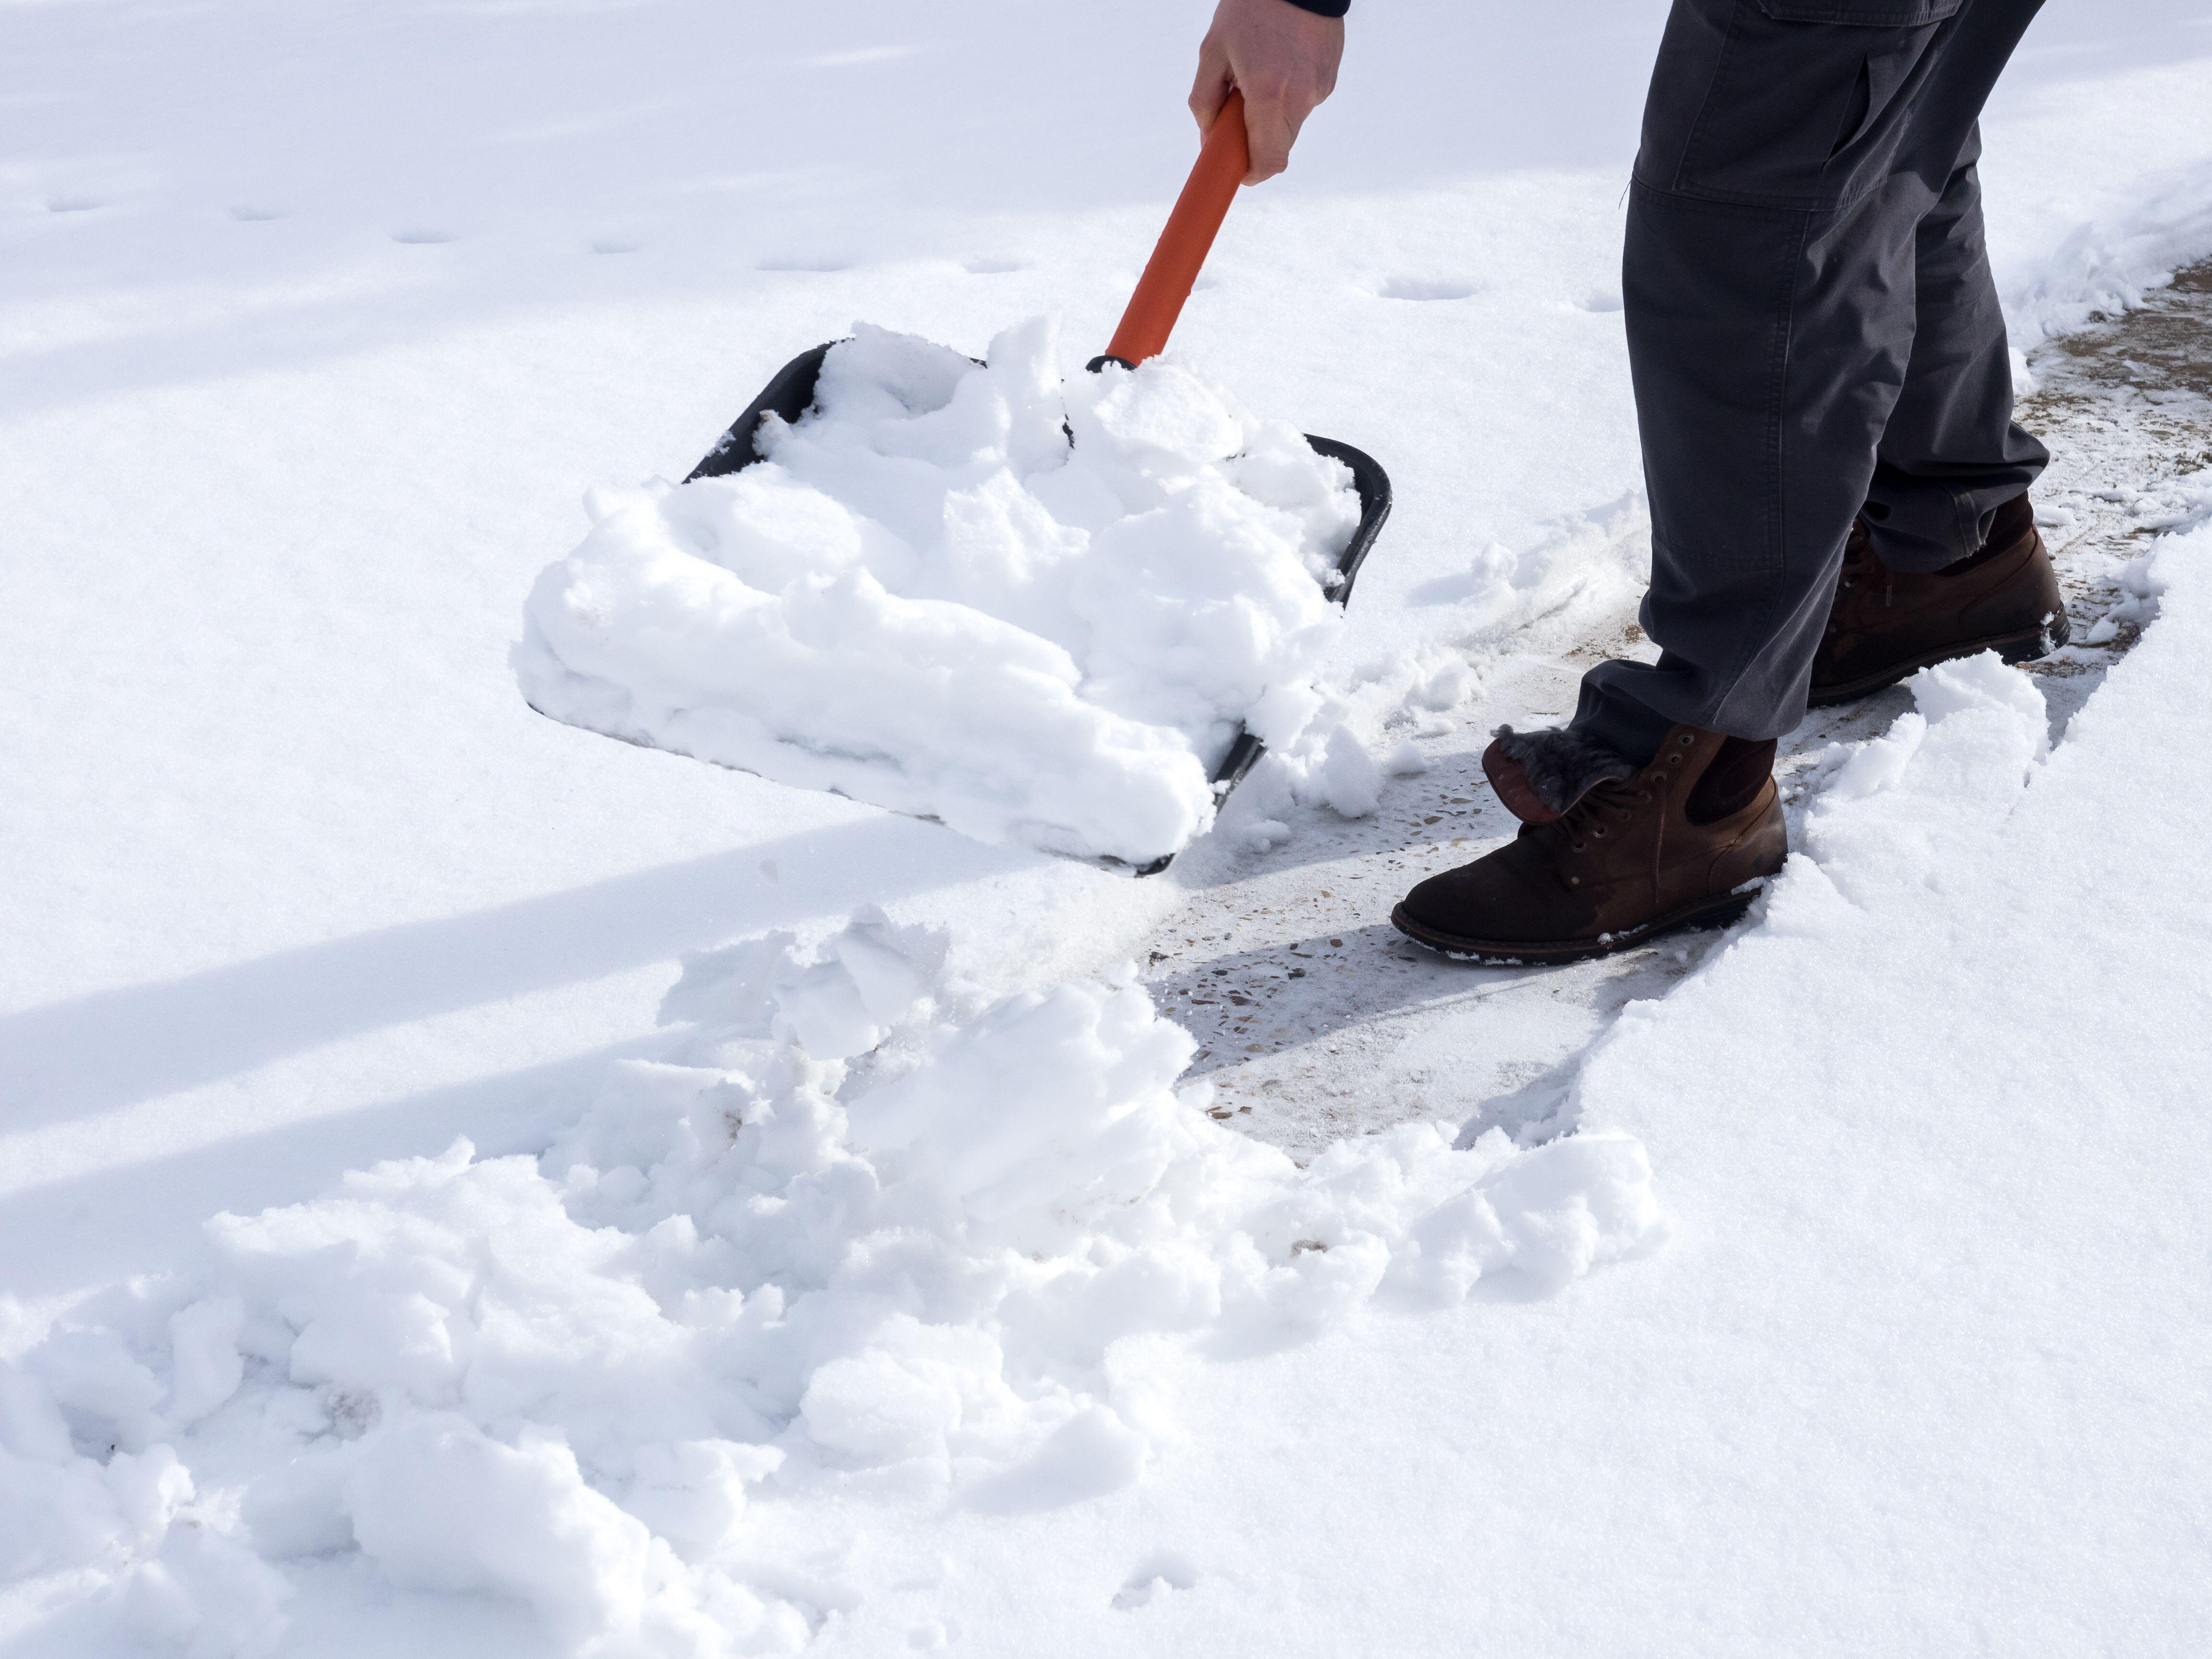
1130, 240, 2212, 1166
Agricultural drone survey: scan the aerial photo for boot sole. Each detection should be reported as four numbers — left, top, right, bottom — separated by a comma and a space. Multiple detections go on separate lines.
1806, 611, 2071, 708
1389, 887, 1762, 967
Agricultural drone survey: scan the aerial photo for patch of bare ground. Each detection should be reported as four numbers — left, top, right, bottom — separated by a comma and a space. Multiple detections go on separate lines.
2003, 261, 2212, 726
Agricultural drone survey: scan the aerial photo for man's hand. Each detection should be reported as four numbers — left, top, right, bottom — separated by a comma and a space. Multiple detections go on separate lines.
1189, 0, 1344, 184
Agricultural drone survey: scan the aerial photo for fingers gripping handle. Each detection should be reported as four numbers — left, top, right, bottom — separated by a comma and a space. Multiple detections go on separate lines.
1102, 90, 1250, 367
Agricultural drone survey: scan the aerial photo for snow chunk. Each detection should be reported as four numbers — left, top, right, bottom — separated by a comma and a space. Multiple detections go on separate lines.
1383, 738, 1430, 777
343, 1414, 657, 1645
517, 318, 1359, 866
1315, 726, 1382, 817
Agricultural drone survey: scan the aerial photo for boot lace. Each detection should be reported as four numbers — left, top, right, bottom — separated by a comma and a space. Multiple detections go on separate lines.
1560, 774, 1651, 854
1558, 730, 1697, 867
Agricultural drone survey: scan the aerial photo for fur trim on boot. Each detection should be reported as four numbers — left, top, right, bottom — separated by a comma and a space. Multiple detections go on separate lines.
1483, 724, 1639, 824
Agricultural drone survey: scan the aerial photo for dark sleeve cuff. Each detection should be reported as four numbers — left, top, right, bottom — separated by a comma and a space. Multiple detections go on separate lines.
1278, 0, 1348, 15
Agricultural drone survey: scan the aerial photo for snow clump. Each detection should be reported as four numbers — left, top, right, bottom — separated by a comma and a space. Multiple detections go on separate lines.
1, 912, 1662, 1657
517, 316, 1361, 866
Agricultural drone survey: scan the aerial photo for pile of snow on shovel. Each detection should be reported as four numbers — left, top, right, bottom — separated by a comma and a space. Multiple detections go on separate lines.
0, 917, 1662, 1656
517, 317, 1360, 865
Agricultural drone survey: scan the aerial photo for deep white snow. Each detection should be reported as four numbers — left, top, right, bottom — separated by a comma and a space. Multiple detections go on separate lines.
7, 1, 2212, 1655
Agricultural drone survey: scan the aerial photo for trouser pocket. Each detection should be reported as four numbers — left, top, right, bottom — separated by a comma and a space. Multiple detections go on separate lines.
1638, 0, 1960, 207
1757, 0, 1959, 18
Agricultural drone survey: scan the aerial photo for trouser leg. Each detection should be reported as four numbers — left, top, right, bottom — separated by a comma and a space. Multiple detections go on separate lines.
1862, 134, 2048, 572
1573, 0, 2047, 758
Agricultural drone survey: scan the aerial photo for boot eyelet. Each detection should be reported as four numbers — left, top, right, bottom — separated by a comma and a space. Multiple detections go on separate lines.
1666, 754, 1682, 765
1571, 841, 1587, 853
1591, 827, 1607, 838
1677, 733, 1695, 745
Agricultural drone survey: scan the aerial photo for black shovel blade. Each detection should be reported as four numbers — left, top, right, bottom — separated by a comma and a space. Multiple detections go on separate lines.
690, 342, 1394, 875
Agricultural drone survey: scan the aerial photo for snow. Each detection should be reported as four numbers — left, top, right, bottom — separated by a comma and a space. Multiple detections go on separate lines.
9, 0, 2212, 1654
1984, 54, 2212, 344
2, 915, 1660, 1655
518, 320, 1356, 866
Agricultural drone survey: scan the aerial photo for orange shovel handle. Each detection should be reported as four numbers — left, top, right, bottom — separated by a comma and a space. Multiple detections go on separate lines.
1102, 90, 1250, 366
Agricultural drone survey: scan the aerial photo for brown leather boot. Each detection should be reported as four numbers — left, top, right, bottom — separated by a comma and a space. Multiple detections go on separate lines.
1809, 494, 2068, 706
1392, 726, 1786, 965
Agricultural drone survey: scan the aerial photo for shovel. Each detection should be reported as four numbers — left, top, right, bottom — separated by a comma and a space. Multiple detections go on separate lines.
688, 91, 1392, 874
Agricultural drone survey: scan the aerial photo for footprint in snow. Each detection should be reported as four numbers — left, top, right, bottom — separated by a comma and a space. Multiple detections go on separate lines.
1578, 289, 1625, 312
391, 228, 456, 245
588, 237, 641, 255
1112, 1551, 1198, 1611
230, 205, 289, 222
963, 255, 1024, 274
1379, 275, 1479, 301
758, 253, 852, 273
45, 194, 103, 214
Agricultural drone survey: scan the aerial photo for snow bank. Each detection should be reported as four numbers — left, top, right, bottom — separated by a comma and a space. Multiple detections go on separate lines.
1575, 483, 2212, 1153
3, 915, 1660, 1656
517, 318, 1358, 866
2003, 156, 2212, 349
1564, 650, 2063, 1135
1982, 54, 2212, 351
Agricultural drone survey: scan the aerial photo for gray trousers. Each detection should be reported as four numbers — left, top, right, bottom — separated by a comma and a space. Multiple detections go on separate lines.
1577, 0, 2049, 759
